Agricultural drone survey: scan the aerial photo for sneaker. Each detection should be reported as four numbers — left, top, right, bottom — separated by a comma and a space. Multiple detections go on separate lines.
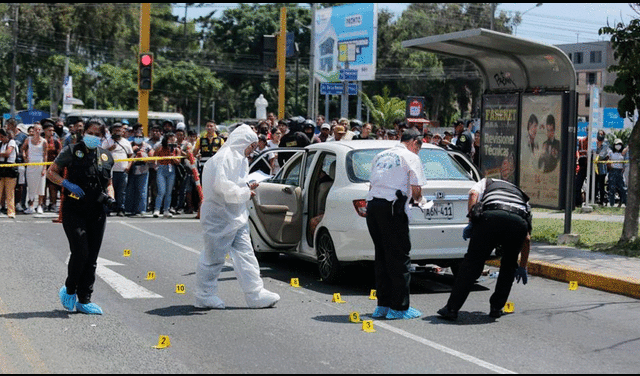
36, 205, 44, 214
23, 207, 35, 214
15, 203, 24, 212
437, 305, 458, 321
134, 213, 144, 218
153, 210, 160, 218
8, 214, 15, 219
117, 211, 125, 217
163, 212, 173, 218
169, 208, 177, 215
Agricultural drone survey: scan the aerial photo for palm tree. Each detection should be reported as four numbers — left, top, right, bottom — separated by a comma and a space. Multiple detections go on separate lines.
361, 86, 406, 129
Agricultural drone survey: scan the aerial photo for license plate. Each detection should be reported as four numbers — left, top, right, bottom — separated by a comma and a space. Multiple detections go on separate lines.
424, 202, 453, 220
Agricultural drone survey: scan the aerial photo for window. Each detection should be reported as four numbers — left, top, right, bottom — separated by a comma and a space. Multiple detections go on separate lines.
585, 94, 590, 108
574, 52, 583, 64
588, 72, 597, 85
590, 50, 602, 63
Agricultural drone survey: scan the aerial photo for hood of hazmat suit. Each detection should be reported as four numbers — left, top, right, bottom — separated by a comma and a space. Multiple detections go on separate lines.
201, 124, 258, 235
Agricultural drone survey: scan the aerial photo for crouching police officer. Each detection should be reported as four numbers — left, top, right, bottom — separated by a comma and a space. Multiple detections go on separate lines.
438, 177, 531, 321
47, 118, 116, 315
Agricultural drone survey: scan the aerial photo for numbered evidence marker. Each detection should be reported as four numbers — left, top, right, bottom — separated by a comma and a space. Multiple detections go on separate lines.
332, 293, 346, 303
145, 271, 156, 280
503, 301, 515, 313
290, 278, 300, 288
369, 289, 377, 300
362, 320, 376, 333
153, 335, 171, 349
123, 249, 131, 257
349, 311, 361, 323
569, 281, 579, 290
175, 284, 186, 294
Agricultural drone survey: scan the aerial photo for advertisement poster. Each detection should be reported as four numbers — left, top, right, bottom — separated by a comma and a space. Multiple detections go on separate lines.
481, 94, 519, 184
519, 94, 563, 207
314, 3, 377, 83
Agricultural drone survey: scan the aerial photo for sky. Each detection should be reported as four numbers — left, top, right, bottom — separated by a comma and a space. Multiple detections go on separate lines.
173, 3, 638, 46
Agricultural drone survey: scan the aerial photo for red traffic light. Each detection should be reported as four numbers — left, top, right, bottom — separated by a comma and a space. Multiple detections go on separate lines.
140, 54, 153, 66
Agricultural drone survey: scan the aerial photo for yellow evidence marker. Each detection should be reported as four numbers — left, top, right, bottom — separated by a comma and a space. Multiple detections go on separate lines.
362, 320, 376, 333
175, 284, 186, 294
349, 311, 361, 323
569, 281, 578, 290
153, 335, 171, 349
145, 271, 156, 280
123, 249, 131, 257
332, 293, 346, 303
290, 278, 300, 287
503, 302, 515, 313
369, 289, 377, 300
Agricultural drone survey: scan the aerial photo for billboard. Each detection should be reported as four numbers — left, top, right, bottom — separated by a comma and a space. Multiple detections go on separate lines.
314, 3, 377, 83
480, 94, 519, 184
519, 94, 563, 208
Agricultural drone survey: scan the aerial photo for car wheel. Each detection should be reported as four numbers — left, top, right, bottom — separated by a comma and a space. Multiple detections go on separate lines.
316, 230, 341, 283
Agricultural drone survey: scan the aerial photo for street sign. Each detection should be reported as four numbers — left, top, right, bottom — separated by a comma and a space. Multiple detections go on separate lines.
320, 82, 358, 95
339, 69, 358, 81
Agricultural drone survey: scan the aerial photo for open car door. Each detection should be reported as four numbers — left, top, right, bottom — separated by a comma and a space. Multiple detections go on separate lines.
249, 150, 307, 248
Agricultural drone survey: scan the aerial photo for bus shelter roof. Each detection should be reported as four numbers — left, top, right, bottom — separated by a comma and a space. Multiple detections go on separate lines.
401, 28, 576, 92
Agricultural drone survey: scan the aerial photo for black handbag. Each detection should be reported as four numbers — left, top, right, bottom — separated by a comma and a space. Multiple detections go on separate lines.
0, 161, 18, 179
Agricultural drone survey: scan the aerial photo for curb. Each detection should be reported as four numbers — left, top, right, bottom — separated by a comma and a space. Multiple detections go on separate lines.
485, 259, 640, 300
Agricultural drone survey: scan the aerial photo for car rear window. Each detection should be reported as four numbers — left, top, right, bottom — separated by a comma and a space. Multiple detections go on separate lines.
346, 148, 474, 183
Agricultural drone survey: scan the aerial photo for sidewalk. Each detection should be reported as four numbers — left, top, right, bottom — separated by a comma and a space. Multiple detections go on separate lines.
486, 210, 640, 300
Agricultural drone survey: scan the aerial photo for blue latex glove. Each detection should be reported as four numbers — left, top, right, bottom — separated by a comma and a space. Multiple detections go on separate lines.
514, 266, 528, 285
62, 179, 85, 198
462, 223, 473, 240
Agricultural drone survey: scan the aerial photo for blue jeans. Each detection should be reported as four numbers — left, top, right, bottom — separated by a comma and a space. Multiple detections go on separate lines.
125, 172, 149, 214
112, 171, 128, 212
155, 165, 175, 212
608, 169, 626, 206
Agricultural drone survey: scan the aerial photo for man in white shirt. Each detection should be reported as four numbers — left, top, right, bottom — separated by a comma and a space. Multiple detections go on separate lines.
366, 128, 426, 320
102, 123, 133, 216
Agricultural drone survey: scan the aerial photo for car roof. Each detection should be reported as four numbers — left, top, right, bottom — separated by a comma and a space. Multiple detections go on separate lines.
306, 139, 443, 152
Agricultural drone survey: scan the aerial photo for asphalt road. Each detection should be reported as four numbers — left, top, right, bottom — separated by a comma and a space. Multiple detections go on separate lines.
0, 214, 639, 373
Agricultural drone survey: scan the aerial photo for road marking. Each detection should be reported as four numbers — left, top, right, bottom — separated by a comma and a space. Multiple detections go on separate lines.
374, 321, 517, 374
117, 221, 201, 255
96, 257, 162, 299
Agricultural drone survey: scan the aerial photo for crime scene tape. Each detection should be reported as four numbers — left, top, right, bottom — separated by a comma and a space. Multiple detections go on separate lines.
0, 155, 186, 168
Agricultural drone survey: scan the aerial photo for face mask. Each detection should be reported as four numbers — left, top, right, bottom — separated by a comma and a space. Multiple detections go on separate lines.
134, 137, 144, 144
615, 144, 622, 151
83, 134, 101, 149
597, 135, 605, 142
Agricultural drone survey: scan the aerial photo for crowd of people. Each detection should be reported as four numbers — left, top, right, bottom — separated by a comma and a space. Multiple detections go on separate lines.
0, 113, 482, 219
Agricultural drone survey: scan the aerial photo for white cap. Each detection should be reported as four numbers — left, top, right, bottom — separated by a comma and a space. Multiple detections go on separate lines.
321, 123, 331, 130
176, 122, 186, 130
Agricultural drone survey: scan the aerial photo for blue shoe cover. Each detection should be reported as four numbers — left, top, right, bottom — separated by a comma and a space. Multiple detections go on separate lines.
371, 306, 389, 318
385, 307, 422, 320
76, 302, 103, 315
59, 286, 77, 311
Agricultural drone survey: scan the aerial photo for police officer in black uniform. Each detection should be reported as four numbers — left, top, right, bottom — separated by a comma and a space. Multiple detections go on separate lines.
438, 177, 531, 321
448, 120, 474, 158
47, 118, 115, 315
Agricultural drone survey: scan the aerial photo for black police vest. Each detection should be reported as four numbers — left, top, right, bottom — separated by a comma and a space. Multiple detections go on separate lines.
65, 143, 113, 206
200, 135, 223, 159
480, 178, 529, 209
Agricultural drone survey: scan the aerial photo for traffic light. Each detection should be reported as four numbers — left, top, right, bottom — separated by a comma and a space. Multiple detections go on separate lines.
261, 35, 277, 69
139, 53, 153, 91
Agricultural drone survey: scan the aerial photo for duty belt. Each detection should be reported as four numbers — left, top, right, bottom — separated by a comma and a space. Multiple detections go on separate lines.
483, 203, 529, 219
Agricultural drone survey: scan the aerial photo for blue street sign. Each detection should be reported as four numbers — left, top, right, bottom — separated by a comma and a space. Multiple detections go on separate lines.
286, 32, 295, 58
320, 82, 358, 95
339, 69, 358, 81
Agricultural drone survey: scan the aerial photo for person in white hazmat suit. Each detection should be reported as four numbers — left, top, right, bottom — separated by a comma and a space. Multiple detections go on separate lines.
195, 124, 280, 309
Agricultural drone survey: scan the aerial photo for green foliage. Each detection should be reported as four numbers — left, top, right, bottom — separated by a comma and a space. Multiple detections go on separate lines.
361, 87, 405, 129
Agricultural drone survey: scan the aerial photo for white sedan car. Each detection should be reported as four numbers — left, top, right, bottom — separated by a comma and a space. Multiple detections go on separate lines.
247, 140, 481, 283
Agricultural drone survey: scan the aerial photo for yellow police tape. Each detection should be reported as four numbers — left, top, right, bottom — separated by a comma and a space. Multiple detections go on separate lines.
0, 155, 186, 168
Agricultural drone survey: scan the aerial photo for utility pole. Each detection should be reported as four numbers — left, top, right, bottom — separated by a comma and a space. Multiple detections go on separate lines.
490, 3, 496, 30
277, 7, 286, 119
9, 4, 19, 119
307, 3, 316, 119
138, 3, 151, 136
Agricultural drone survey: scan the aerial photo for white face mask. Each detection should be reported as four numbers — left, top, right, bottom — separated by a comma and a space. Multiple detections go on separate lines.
615, 144, 622, 151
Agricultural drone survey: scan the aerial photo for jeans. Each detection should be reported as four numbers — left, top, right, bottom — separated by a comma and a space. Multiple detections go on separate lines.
125, 172, 149, 214
155, 165, 175, 212
111, 171, 128, 212
608, 169, 626, 206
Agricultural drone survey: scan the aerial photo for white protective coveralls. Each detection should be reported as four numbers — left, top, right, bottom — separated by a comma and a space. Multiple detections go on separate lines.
195, 124, 280, 309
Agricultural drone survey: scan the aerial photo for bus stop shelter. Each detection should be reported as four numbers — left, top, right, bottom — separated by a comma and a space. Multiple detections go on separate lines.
402, 28, 577, 234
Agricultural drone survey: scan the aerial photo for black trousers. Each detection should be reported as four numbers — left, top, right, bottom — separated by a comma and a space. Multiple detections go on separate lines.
62, 205, 107, 304
366, 198, 411, 311
447, 210, 528, 312
595, 174, 607, 204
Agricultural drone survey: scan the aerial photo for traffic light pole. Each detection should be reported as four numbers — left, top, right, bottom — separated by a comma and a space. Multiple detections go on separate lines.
139, 3, 151, 136
277, 7, 286, 119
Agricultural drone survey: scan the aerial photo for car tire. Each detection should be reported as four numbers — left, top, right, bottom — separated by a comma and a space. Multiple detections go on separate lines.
316, 230, 341, 283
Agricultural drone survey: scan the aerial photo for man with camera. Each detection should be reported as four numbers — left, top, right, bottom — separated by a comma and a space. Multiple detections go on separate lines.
47, 118, 116, 315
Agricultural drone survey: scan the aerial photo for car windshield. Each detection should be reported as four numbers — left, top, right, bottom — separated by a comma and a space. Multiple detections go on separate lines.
346, 147, 474, 183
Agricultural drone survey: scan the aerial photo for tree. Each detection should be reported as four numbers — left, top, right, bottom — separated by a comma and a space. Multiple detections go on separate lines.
361, 86, 406, 129
599, 17, 640, 244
